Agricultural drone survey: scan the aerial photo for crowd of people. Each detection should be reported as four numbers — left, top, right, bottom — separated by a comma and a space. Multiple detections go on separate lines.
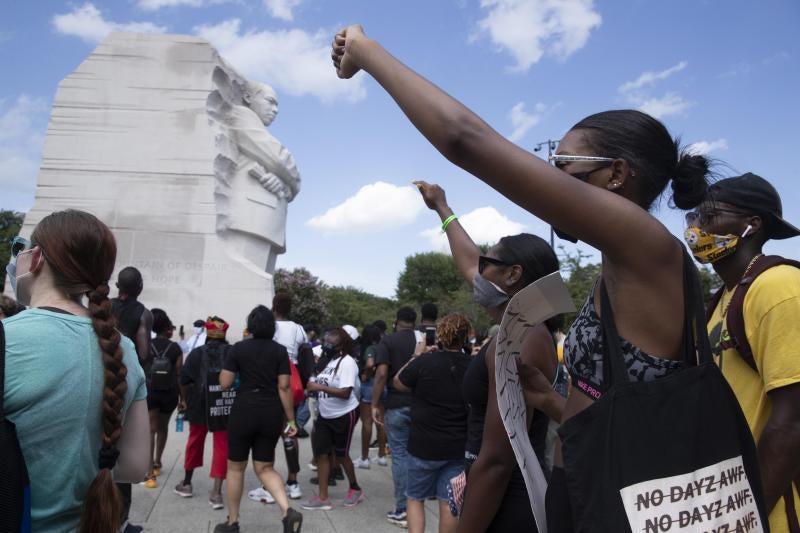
1, 22, 799, 533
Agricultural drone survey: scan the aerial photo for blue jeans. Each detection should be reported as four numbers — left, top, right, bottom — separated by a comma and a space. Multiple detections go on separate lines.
296, 399, 310, 430
384, 406, 412, 512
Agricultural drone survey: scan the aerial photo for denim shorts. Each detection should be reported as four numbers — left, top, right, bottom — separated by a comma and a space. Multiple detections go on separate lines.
360, 378, 387, 404
405, 453, 465, 501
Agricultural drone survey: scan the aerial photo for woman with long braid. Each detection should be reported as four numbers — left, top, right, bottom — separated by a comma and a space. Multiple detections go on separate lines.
3, 210, 149, 533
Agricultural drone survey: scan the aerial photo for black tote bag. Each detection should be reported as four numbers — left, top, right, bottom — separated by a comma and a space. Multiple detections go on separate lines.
556, 251, 770, 533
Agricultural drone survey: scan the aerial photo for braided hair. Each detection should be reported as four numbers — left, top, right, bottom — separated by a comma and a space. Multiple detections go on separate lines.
31, 210, 126, 533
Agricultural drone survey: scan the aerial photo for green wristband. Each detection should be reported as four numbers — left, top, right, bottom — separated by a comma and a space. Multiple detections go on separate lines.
441, 214, 458, 232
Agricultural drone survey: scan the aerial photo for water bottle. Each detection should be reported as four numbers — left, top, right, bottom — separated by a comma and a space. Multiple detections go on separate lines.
176, 411, 184, 433
283, 435, 295, 451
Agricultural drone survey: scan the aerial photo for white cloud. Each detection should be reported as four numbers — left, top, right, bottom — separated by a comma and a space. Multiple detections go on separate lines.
194, 19, 367, 103
474, 0, 602, 72
307, 182, 423, 233
421, 207, 526, 253
136, 0, 234, 10
0, 95, 48, 208
618, 61, 687, 93
52, 3, 166, 43
508, 101, 547, 142
264, 0, 302, 21
687, 138, 729, 156
638, 92, 692, 119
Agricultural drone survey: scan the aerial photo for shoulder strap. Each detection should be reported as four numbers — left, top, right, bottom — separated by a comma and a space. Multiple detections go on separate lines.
600, 247, 712, 387
0, 322, 5, 417
725, 256, 800, 371
706, 286, 725, 324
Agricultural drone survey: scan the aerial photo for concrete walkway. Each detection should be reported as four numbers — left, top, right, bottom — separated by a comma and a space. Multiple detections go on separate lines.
129, 414, 441, 532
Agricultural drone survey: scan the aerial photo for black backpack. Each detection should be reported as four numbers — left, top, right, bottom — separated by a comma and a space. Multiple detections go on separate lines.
0, 322, 32, 532
149, 340, 176, 392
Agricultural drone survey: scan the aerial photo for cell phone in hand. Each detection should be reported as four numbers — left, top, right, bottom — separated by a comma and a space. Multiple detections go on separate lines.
425, 328, 436, 346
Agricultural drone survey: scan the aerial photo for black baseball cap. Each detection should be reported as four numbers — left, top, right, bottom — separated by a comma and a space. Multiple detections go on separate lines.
708, 173, 800, 240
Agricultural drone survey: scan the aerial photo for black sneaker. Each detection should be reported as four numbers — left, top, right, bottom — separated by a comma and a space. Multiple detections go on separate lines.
283, 508, 303, 533
332, 467, 345, 480
369, 439, 379, 449
122, 523, 144, 533
296, 428, 309, 438
309, 476, 336, 486
214, 519, 240, 533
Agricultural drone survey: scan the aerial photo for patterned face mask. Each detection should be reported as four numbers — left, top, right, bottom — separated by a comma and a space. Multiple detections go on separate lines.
684, 225, 751, 264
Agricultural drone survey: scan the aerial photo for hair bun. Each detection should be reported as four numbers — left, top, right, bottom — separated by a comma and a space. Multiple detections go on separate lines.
672, 150, 710, 209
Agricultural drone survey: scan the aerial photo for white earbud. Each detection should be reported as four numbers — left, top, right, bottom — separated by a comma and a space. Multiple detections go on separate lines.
741, 224, 753, 238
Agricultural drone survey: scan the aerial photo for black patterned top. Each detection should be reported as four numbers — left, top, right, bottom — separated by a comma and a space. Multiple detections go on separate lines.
564, 284, 684, 399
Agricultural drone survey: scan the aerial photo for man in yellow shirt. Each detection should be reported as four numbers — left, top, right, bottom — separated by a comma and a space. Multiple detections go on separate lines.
684, 172, 800, 532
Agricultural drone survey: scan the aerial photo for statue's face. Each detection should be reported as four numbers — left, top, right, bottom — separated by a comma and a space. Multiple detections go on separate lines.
246, 84, 278, 126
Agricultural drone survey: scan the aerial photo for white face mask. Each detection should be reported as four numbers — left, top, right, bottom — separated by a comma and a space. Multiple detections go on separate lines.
6, 249, 37, 306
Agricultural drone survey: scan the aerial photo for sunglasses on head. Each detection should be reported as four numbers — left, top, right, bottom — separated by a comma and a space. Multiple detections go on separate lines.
478, 255, 512, 274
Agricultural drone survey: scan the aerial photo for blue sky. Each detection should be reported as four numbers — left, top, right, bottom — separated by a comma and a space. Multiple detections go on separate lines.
1, 0, 798, 297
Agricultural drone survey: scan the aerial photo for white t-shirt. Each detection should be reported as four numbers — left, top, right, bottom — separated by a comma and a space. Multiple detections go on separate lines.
273, 320, 307, 364
315, 355, 360, 419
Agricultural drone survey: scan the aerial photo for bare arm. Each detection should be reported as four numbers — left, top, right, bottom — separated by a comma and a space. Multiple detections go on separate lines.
307, 380, 353, 400
113, 399, 150, 483
333, 27, 677, 269
219, 369, 235, 390
458, 344, 521, 533
757, 383, 800, 513
135, 309, 153, 365
415, 181, 480, 285
372, 363, 389, 425
277, 374, 296, 424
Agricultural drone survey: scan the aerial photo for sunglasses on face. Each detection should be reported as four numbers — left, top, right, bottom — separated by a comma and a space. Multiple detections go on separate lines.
10, 236, 32, 258
549, 154, 616, 182
685, 207, 751, 226
478, 255, 511, 274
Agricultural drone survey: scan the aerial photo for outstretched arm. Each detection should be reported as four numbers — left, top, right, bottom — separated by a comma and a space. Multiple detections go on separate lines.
332, 26, 677, 269
415, 181, 480, 286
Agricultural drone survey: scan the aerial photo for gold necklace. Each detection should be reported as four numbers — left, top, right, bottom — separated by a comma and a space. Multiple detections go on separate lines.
718, 253, 764, 352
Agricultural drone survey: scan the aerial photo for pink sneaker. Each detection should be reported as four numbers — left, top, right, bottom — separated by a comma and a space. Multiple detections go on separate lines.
344, 488, 364, 507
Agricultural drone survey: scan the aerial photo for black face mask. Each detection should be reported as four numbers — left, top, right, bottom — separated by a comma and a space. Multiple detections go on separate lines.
553, 226, 579, 243
321, 343, 338, 357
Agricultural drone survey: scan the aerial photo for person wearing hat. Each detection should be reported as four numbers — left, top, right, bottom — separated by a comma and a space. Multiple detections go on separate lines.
684, 172, 800, 532
143, 308, 183, 489
180, 319, 207, 362
175, 316, 232, 511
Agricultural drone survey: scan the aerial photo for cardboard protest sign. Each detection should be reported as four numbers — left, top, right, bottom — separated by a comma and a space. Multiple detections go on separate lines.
495, 271, 576, 533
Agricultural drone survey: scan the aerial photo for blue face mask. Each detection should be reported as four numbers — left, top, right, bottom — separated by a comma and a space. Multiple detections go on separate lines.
6, 249, 35, 305
472, 273, 510, 310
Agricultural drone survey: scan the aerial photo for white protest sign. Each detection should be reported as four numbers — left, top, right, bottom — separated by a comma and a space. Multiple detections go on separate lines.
620, 455, 764, 533
495, 271, 576, 533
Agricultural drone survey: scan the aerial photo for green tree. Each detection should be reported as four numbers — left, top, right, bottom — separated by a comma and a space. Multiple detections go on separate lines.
273, 267, 329, 329
559, 247, 602, 331
0, 210, 25, 288
697, 265, 723, 305
396, 252, 464, 306
324, 285, 397, 330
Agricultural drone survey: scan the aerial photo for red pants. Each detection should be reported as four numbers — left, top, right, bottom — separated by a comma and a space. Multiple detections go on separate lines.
184, 423, 228, 479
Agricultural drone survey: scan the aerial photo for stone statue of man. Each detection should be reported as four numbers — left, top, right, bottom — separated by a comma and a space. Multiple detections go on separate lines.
208, 65, 301, 272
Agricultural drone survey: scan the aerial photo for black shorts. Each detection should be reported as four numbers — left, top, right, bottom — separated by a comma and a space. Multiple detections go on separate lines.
147, 391, 178, 414
311, 408, 359, 458
227, 398, 284, 463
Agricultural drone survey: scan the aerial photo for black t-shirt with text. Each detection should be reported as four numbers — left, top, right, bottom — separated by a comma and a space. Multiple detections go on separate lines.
399, 350, 471, 460
375, 329, 417, 409
223, 337, 290, 403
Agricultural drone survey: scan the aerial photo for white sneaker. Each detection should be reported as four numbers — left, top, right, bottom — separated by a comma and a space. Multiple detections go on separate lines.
286, 482, 303, 499
248, 486, 275, 504
355, 458, 371, 470
308, 462, 318, 472
372, 456, 389, 466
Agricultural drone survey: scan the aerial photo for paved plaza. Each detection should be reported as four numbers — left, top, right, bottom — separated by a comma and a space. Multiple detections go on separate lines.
129, 415, 441, 532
